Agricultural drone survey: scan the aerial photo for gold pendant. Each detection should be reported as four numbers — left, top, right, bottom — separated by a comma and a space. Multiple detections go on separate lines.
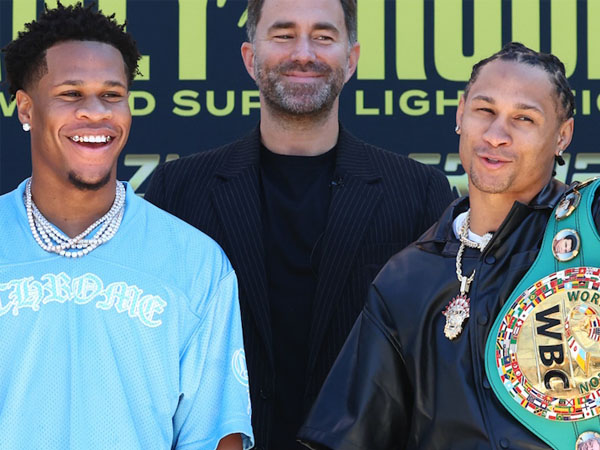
443, 294, 470, 340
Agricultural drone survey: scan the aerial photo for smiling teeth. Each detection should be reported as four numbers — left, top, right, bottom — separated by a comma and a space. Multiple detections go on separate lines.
71, 135, 112, 143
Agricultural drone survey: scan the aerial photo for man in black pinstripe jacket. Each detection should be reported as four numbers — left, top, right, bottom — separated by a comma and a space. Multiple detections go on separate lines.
145, 0, 454, 448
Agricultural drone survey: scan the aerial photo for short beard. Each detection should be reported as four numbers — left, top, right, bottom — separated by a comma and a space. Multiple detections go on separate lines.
68, 171, 112, 191
469, 168, 512, 194
255, 59, 346, 118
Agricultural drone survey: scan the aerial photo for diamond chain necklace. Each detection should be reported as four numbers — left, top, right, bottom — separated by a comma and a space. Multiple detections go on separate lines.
25, 178, 125, 258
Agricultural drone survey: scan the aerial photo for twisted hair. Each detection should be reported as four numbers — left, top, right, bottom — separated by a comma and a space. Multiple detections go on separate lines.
246, 0, 357, 44
2, 1, 141, 99
464, 42, 574, 121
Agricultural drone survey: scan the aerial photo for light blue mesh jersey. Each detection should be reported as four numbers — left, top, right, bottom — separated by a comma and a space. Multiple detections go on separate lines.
0, 180, 254, 450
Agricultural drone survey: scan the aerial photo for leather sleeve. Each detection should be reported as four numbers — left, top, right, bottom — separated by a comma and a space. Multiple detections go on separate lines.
298, 285, 412, 450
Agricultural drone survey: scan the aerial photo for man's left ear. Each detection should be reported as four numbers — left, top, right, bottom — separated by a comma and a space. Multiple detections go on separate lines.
556, 117, 574, 156
345, 42, 360, 82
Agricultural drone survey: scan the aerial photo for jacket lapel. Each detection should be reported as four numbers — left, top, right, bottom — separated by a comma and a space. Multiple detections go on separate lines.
307, 128, 383, 373
210, 129, 273, 366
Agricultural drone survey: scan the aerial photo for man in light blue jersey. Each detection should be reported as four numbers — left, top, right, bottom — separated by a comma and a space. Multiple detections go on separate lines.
0, 3, 253, 449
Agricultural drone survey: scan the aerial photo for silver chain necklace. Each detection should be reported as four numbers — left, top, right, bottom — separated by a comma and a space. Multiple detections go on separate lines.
25, 178, 126, 258
443, 210, 492, 340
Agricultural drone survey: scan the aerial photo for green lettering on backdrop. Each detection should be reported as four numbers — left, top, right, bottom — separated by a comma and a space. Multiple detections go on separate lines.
444, 153, 462, 172
582, 90, 591, 115
444, 154, 469, 196
1, 0, 36, 82
552, 0, 576, 78
411, 151, 470, 194
206, 90, 235, 116
5, 0, 149, 81
385, 90, 393, 115
356, 0, 384, 80
396, 0, 425, 80
99, 0, 126, 23
509, 0, 576, 77
48, 0, 126, 21
409, 153, 441, 166
98, 0, 150, 79
436, 90, 463, 115
0, 0, 586, 84
11, 0, 35, 39
433, 0, 576, 79
355, 91, 380, 115
512, 0, 540, 49
124, 154, 159, 192
179, 0, 226, 80
172, 90, 201, 116
242, 90, 260, 115
400, 90, 429, 116
574, 154, 600, 181
356, 0, 426, 80
434, 0, 501, 81
45, 0, 79, 8
125, 153, 178, 193
0, 93, 17, 116
589, 0, 600, 78
129, 91, 155, 116
44, 0, 126, 24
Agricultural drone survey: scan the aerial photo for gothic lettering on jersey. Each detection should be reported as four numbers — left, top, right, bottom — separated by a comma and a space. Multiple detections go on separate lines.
0, 272, 167, 327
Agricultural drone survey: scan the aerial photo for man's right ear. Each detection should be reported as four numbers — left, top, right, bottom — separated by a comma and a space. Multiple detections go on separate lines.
240, 42, 256, 81
455, 94, 466, 132
15, 90, 33, 128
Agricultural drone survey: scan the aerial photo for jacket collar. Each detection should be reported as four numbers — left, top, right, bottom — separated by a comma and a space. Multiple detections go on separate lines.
215, 123, 381, 182
214, 126, 261, 179
335, 125, 381, 182
417, 177, 567, 249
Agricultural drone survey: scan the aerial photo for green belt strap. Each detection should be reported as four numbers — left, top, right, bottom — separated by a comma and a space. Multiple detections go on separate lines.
485, 178, 600, 450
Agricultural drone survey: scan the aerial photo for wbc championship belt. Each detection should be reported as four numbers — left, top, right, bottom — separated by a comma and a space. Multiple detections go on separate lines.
485, 178, 600, 450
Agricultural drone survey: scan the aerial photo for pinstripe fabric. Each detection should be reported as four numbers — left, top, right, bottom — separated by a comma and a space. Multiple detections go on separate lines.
144, 125, 455, 450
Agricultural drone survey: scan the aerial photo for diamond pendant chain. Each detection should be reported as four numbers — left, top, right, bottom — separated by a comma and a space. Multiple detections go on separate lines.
444, 210, 491, 340
25, 178, 125, 258
456, 239, 476, 296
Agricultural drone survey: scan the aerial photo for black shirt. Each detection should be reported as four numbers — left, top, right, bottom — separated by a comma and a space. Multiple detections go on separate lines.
259, 143, 336, 450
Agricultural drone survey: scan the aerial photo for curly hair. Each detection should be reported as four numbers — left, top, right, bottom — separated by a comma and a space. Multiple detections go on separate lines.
2, 2, 141, 99
464, 42, 574, 122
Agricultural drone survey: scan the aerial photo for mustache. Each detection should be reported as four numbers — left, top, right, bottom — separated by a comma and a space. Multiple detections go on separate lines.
474, 147, 515, 161
274, 61, 332, 74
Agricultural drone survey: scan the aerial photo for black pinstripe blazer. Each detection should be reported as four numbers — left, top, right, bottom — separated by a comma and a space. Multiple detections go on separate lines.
144, 126, 454, 450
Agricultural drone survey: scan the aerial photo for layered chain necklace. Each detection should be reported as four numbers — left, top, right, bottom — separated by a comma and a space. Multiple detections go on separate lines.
25, 178, 126, 258
443, 210, 492, 340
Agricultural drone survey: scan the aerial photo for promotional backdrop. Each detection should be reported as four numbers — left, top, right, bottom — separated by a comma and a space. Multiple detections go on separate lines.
1, 0, 600, 196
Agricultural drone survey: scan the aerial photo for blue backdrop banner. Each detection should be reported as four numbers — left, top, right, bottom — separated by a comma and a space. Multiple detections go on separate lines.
1, 0, 599, 196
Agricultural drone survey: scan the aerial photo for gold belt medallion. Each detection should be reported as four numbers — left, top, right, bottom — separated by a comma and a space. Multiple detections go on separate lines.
496, 267, 600, 420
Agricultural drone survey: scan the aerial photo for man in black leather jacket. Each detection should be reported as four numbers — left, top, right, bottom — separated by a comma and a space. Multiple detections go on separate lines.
298, 43, 585, 449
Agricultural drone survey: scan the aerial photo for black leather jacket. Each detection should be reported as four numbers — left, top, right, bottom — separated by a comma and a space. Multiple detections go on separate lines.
298, 179, 591, 450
